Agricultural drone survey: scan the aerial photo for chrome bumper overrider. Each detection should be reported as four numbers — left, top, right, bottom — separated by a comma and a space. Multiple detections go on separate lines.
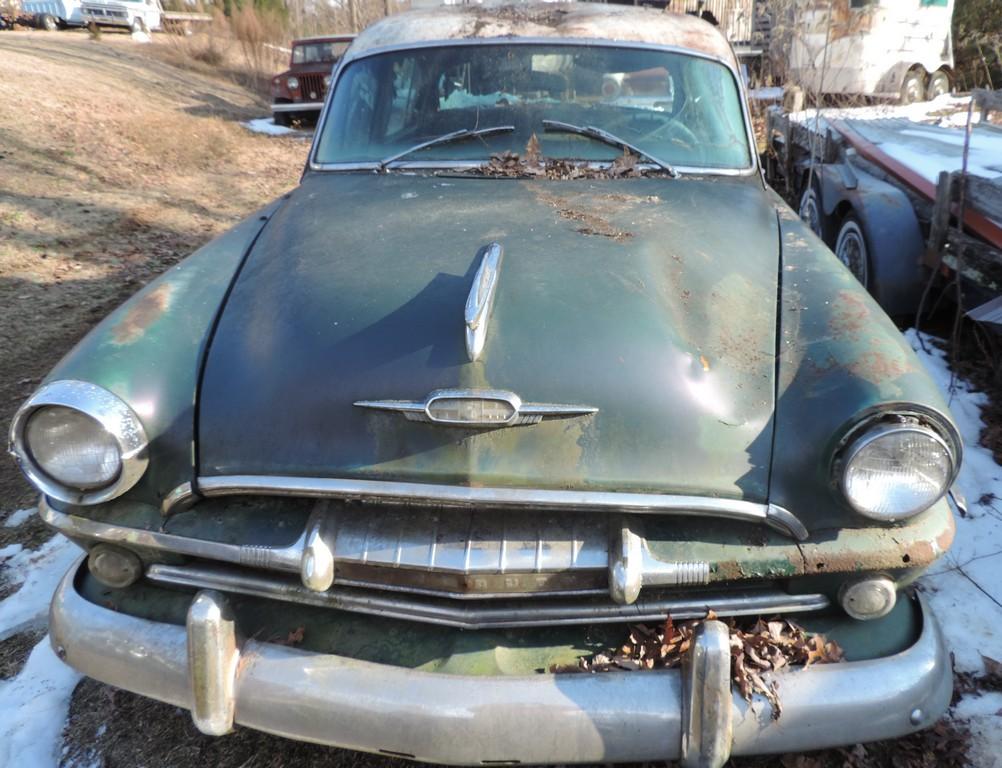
50, 558, 952, 767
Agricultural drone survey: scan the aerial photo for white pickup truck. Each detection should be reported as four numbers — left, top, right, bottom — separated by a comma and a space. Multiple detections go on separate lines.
24, 0, 209, 33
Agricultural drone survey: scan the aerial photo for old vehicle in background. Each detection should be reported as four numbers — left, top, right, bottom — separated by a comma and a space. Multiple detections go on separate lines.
10, 5, 962, 767
271, 34, 354, 126
24, 0, 208, 33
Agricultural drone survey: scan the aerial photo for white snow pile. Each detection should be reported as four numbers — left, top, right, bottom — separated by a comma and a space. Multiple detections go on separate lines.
0, 522, 82, 768
3, 508, 34, 528
130, 29, 152, 44
789, 93, 979, 129
242, 117, 297, 137
910, 330, 1002, 767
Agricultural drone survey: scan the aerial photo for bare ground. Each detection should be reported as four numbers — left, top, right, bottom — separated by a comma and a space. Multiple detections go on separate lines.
0, 27, 983, 768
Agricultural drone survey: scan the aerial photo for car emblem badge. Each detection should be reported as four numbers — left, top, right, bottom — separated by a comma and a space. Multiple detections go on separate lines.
354, 389, 598, 428
465, 242, 503, 362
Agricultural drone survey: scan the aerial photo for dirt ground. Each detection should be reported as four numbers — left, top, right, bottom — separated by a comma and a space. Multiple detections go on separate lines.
0, 27, 980, 768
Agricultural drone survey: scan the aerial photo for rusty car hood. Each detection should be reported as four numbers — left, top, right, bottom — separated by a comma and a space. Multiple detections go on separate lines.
197, 172, 780, 500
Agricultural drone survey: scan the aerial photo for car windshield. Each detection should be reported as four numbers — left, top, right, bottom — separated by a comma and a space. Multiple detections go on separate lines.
293, 41, 351, 65
314, 43, 751, 171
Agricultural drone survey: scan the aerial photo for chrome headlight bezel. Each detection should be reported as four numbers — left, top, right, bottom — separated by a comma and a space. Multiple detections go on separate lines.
833, 409, 960, 523
8, 380, 149, 505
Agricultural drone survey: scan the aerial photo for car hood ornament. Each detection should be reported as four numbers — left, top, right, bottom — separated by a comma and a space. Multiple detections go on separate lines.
465, 242, 503, 362
355, 389, 598, 427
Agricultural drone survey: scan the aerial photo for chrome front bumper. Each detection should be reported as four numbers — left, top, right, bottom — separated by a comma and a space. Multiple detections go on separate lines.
50, 558, 951, 766
271, 101, 323, 113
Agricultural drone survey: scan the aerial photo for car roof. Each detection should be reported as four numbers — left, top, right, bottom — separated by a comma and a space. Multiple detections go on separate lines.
347, 2, 735, 66
293, 35, 356, 46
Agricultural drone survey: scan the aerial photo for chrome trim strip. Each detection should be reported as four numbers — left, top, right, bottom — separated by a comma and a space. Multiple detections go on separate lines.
271, 102, 323, 113
307, 37, 758, 178
9, 380, 149, 506
354, 387, 598, 427
165, 477, 809, 540
465, 242, 503, 362
145, 562, 829, 629
50, 561, 951, 763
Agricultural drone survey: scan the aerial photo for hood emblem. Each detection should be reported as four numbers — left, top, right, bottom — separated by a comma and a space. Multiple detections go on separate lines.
465, 242, 503, 362
355, 389, 598, 428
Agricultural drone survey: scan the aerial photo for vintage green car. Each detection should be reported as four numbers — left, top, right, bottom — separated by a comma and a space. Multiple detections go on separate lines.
9, 4, 962, 766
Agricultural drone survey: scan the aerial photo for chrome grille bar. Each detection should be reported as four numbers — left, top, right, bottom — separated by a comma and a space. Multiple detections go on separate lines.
146, 562, 830, 630
163, 476, 809, 540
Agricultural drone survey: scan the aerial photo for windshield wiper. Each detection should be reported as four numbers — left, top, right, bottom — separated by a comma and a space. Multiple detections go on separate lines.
378, 125, 515, 171
541, 119, 680, 178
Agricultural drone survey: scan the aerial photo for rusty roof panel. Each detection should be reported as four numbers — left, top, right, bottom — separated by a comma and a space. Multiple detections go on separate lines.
348, 3, 736, 66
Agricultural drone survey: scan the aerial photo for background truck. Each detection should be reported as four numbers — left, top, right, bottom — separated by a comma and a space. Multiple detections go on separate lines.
23, 0, 209, 33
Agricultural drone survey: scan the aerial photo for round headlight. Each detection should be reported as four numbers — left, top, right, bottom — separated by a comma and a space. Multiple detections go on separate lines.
25, 406, 120, 489
287, 75, 299, 90
839, 422, 954, 521
9, 380, 149, 505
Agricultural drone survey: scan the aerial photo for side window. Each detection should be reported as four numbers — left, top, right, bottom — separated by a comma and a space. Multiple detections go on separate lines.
919, 0, 948, 5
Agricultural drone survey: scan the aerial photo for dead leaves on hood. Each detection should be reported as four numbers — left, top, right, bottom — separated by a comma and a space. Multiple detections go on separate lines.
471, 133, 650, 180
551, 613, 843, 720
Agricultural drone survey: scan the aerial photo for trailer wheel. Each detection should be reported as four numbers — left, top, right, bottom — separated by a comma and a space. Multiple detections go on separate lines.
798, 185, 824, 240
899, 70, 925, 105
39, 13, 58, 30
926, 71, 950, 100
835, 214, 869, 288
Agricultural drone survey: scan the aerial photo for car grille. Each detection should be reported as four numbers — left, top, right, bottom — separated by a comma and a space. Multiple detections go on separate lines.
297, 74, 325, 102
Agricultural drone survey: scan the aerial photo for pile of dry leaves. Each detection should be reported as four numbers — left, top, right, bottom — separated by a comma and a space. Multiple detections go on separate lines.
472, 134, 649, 180
552, 613, 844, 720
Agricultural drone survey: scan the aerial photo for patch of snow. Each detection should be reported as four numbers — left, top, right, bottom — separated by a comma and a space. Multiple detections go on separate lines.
242, 118, 296, 137
0, 518, 82, 767
908, 330, 1002, 763
130, 30, 151, 43
789, 93, 976, 127
4, 508, 35, 528
0, 532, 81, 642
750, 86, 784, 101
0, 636, 81, 768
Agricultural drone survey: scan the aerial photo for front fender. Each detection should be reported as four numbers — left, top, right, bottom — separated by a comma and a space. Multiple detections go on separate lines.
816, 162, 926, 316
40, 200, 284, 506
768, 194, 955, 530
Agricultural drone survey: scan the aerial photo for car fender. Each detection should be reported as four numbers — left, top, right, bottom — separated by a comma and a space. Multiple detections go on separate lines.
39, 199, 285, 506
812, 162, 926, 317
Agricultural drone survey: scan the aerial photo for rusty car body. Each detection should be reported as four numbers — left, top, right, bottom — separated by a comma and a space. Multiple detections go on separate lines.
270, 33, 354, 125
9, 4, 961, 766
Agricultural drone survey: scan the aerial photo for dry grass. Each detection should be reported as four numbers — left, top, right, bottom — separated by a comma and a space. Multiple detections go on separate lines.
0, 629, 46, 680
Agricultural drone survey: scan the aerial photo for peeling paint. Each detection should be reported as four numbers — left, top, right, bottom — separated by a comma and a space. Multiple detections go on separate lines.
111, 283, 173, 346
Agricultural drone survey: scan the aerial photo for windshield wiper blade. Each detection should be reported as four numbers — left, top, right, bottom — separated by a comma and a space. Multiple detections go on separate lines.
541, 119, 680, 178
378, 125, 515, 171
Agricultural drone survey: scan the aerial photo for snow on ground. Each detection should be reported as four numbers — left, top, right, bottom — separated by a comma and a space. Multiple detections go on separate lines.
242, 118, 297, 137
3, 508, 34, 528
909, 330, 1002, 767
0, 523, 81, 767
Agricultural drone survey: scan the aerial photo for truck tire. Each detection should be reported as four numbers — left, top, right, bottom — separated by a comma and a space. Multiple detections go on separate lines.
798, 184, 824, 241
40, 13, 58, 30
899, 69, 925, 105
274, 112, 291, 127
835, 214, 870, 288
926, 71, 950, 100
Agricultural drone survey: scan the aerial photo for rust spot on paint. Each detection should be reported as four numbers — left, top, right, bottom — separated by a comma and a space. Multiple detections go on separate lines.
112, 283, 172, 345
829, 290, 870, 337
847, 348, 913, 384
